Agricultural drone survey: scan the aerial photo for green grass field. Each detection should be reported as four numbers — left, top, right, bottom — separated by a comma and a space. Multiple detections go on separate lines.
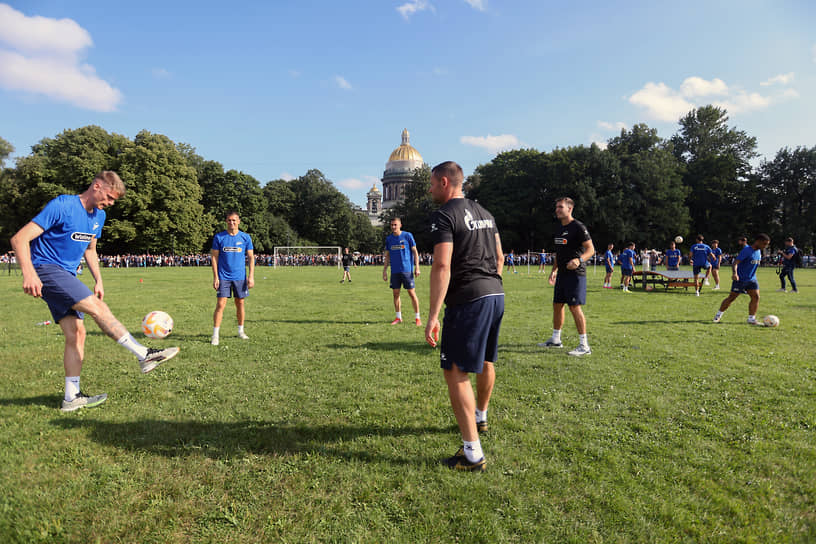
1, 264, 814, 543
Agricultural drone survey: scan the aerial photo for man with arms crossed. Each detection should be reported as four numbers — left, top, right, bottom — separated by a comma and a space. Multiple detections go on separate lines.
10, 171, 179, 412
425, 161, 504, 472
211, 211, 255, 345
383, 217, 421, 325
540, 197, 595, 356
713, 233, 771, 325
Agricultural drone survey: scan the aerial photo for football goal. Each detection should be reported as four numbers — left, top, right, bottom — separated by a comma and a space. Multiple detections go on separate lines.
273, 246, 342, 269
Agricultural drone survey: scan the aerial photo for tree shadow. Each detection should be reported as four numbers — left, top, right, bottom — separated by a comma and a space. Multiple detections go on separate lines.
0, 394, 58, 408
50, 418, 452, 465
326, 341, 432, 354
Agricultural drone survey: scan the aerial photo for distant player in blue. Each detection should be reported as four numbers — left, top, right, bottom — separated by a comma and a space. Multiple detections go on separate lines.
664, 240, 682, 271
10, 171, 180, 412
211, 211, 255, 345
508, 249, 518, 274
709, 239, 723, 290
538, 249, 547, 273
383, 217, 421, 325
620, 242, 636, 293
777, 237, 799, 293
713, 233, 771, 325
689, 235, 713, 296
603, 243, 615, 289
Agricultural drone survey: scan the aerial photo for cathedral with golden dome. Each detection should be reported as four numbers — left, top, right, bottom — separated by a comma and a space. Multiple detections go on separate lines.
363, 128, 425, 225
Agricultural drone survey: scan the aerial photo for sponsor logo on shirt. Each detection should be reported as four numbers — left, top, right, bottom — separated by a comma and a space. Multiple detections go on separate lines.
555, 237, 568, 245
223, 247, 242, 253
71, 232, 95, 242
93, 222, 100, 231
464, 209, 493, 231
390, 243, 405, 251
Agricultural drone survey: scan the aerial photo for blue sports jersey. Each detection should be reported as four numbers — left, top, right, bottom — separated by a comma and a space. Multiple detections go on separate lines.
665, 248, 681, 267
690, 243, 712, 266
212, 230, 253, 281
782, 246, 797, 269
30, 195, 106, 274
735, 245, 761, 281
620, 248, 636, 269
605, 250, 614, 267
710, 247, 722, 266
385, 232, 416, 274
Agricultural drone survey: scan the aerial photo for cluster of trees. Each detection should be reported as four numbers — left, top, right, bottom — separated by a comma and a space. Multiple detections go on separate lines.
387, 106, 816, 254
0, 127, 382, 254
1, 105, 814, 256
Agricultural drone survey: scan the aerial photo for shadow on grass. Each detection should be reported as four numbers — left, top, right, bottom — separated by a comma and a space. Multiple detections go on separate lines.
611, 319, 711, 325
0, 394, 57, 408
326, 341, 431, 354
49, 418, 453, 465
256, 318, 375, 325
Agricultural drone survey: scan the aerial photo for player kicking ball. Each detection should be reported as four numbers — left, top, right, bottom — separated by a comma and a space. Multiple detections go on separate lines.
713, 233, 770, 325
10, 171, 180, 412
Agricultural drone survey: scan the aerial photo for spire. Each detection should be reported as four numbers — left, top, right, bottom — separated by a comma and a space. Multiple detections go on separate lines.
401, 128, 409, 146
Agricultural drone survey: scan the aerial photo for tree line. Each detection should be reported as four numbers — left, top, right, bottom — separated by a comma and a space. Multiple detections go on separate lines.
1, 104, 814, 256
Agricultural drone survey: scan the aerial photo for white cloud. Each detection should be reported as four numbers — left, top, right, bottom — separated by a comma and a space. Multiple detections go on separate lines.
0, 4, 121, 111
782, 88, 800, 99
590, 134, 608, 150
460, 134, 520, 154
464, 0, 487, 11
629, 82, 694, 122
289, 69, 301, 78
339, 178, 367, 190
335, 75, 352, 90
760, 72, 794, 86
152, 67, 171, 79
397, 0, 434, 20
679, 76, 728, 98
713, 91, 771, 115
597, 121, 627, 132
280, 172, 295, 181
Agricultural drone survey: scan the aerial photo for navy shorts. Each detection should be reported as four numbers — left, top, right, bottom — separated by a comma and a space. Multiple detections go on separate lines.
37, 264, 93, 322
604, 265, 613, 273
440, 294, 504, 373
389, 272, 415, 290
730, 279, 759, 294
216, 278, 249, 298
693, 264, 709, 276
343, 266, 350, 272
621, 267, 633, 277
553, 273, 586, 306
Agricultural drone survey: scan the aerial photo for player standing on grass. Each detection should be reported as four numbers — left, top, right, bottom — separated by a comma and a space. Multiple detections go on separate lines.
602, 243, 615, 289
340, 247, 353, 283
689, 235, 713, 296
664, 240, 682, 271
211, 211, 255, 346
540, 197, 595, 356
777, 237, 799, 293
620, 242, 635, 293
713, 233, 771, 325
709, 239, 723, 290
10, 171, 179, 412
383, 217, 421, 325
425, 161, 504, 472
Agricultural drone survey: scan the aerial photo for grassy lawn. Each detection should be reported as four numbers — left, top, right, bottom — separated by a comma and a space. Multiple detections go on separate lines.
1, 264, 814, 543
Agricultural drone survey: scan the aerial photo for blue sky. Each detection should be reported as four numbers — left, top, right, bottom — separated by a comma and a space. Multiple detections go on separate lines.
1, 1, 814, 208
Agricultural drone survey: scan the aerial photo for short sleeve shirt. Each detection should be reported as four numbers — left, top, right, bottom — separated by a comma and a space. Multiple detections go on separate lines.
30, 195, 106, 274
735, 245, 761, 281
212, 230, 253, 281
691, 243, 712, 266
665, 249, 681, 267
430, 198, 503, 306
385, 232, 416, 274
553, 220, 592, 277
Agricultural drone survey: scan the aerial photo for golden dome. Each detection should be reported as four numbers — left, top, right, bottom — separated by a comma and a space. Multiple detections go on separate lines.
368, 184, 380, 193
388, 128, 423, 163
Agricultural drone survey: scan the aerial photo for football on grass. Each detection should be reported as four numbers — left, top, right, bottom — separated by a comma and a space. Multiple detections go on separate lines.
763, 315, 780, 328
142, 311, 174, 339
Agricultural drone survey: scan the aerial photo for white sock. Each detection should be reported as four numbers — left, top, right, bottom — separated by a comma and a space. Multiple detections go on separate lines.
475, 409, 487, 423
463, 439, 483, 463
117, 334, 148, 360
395, 312, 402, 320
748, 314, 757, 322
715, 311, 723, 319
552, 329, 561, 342
415, 313, 420, 320
237, 325, 244, 334
579, 333, 588, 347
65, 376, 80, 401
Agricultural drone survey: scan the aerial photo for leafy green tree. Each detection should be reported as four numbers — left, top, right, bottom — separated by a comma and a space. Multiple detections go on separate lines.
0, 136, 13, 168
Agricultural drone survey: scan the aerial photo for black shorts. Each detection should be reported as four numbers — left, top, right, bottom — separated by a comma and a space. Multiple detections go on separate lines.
553, 273, 586, 306
440, 294, 504, 373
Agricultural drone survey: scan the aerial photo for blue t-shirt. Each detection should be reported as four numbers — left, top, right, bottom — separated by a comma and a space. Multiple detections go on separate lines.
605, 250, 614, 268
782, 246, 797, 269
385, 231, 416, 274
690, 243, 712, 266
30, 195, 106, 274
735, 245, 761, 281
665, 248, 681, 267
212, 230, 253, 281
620, 248, 636, 269
709, 247, 722, 266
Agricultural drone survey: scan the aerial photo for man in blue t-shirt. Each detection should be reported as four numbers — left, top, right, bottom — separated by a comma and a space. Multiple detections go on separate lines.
689, 235, 713, 296
713, 233, 771, 325
383, 217, 421, 325
211, 211, 255, 345
10, 171, 180, 412
538, 249, 547, 273
777, 237, 799, 293
664, 241, 682, 271
603, 243, 615, 289
620, 242, 636, 293
709, 239, 723, 290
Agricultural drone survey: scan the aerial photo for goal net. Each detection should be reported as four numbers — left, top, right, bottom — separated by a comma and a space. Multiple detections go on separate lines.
273, 246, 342, 269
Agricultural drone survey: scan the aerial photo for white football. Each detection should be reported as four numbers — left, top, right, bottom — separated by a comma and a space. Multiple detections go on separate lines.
763, 315, 779, 328
142, 311, 174, 339
675, 236, 683, 244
